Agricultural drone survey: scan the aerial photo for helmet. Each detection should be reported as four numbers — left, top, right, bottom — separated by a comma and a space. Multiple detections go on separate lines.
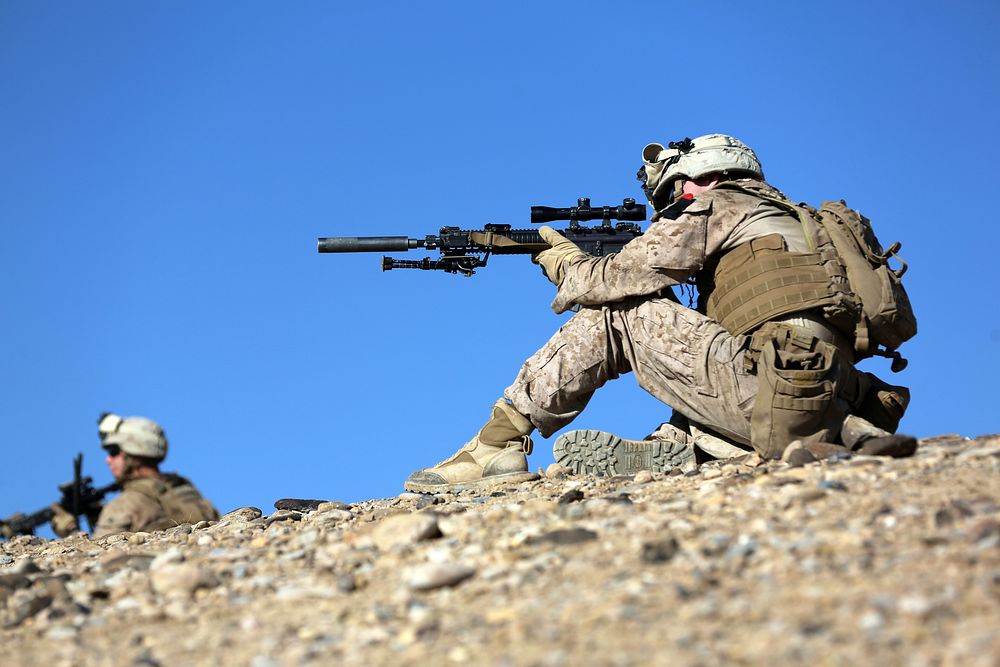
99, 413, 168, 461
637, 134, 763, 209
103, 427, 168, 462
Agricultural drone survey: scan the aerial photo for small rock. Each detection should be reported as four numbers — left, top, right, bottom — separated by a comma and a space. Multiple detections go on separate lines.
150, 563, 219, 600
413, 496, 440, 510
0, 571, 31, 591
641, 536, 679, 563
525, 528, 598, 546
275, 584, 336, 600
264, 510, 302, 526
700, 533, 734, 558
785, 488, 828, 506
557, 489, 585, 505
405, 563, 475, 591
149, 548, 184, 571
44, 625, 79, 640
818, 479, 848, 492
316, 501, 352, 513
336, 574, 357, 593
101, 554, 155, 573
370, 513, 441, 550
545, 463, 570, 479
968, 519, 1000, 549
858, 434, 918, 458
633, 470, 655, 484
12, 558, 41, 575
3, 590, 52, 627
782, 442, 818, 467
273, 499, 328, 512
221, 507, 263, 522
312, 509, 354, 530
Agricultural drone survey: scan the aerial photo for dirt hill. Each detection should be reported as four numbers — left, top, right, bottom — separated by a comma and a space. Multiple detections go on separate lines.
3, 433, 999, 666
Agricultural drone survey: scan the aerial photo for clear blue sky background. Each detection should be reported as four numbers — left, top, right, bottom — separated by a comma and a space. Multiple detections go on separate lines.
2, 2, 998, 532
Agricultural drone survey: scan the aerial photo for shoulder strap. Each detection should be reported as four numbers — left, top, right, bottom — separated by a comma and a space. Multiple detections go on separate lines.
715, 182, 817, 252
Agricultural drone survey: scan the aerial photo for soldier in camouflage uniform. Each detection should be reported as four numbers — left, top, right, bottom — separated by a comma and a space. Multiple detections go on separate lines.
51, 414, 219, 537
404, 135, 914, 492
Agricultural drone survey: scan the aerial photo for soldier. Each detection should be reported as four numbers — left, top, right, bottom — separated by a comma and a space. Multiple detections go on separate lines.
404, 134, 915, 492
51, 414, 219, 537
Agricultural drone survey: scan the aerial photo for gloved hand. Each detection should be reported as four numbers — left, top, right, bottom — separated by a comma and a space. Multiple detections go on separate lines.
49, 504, 79, 538
533, 226, 586, 286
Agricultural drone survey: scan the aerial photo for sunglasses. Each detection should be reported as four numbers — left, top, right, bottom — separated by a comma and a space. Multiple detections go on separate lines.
105, 445, 122, 457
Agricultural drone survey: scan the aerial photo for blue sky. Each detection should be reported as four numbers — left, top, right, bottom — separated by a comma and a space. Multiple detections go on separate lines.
2, 1, 998, 530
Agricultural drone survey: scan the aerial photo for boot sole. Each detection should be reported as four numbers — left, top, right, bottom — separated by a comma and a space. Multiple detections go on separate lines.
403, 471, 540, 494
552, 430, 694, 477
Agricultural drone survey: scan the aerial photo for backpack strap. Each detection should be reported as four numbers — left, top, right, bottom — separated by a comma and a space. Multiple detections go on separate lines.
715, 182, 817, 251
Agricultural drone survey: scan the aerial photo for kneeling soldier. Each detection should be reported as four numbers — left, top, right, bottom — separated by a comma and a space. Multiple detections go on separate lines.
52, 414, 219, 537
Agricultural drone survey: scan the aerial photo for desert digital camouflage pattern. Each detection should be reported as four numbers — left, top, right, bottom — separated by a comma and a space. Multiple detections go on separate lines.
92, 474, 219, 538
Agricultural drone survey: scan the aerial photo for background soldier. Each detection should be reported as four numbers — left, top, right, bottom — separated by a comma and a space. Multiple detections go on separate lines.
404, 134, 915, 492
51, 414, 219, 537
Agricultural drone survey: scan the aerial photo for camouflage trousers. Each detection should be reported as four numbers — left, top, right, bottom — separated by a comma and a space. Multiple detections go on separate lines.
504, 295, 759, 444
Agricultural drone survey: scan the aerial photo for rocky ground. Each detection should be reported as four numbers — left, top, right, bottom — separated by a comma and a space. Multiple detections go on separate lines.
2, 433, 999, 667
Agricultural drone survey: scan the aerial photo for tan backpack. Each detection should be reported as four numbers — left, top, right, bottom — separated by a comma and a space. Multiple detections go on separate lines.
810, 200, 917, 369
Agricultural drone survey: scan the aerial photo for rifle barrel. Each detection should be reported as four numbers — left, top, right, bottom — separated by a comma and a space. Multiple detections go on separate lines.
317, 236, 421, 253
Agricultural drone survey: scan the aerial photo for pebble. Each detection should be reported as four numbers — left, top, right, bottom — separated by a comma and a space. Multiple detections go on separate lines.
557, 489, 585, 504
149, 548, 184, 571
263, 510, 302, 526
525, 528, 597, 546
150, 564, 219, 599
545, 463, 570, 479
370, 513, 441, 551
43, 625, 79, 640
633, 470, 655, 484
405, 563, 475, 591
221, 507, 263, 523
311, 509, 354, 529
641, 536, 679, 563
316, 501, 353, 513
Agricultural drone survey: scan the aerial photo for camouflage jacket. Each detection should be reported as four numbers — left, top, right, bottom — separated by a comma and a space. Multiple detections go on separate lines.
92, 473, 219, 538
552, 180, 814, 314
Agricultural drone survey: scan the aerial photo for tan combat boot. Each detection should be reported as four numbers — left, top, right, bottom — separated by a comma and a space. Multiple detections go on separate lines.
404, 399, 539, 493
553, 426, 697, 477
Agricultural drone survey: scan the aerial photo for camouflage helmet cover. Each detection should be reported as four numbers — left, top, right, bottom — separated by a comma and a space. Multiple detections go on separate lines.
638, 134, 763, 208
99, 413, 168, 461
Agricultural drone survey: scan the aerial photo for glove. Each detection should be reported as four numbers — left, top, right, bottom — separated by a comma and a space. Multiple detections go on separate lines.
50, 504, 79, 538
533, 226, 586, 286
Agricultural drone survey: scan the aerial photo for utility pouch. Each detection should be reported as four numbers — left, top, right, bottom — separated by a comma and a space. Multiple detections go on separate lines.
749, 326, 850, 459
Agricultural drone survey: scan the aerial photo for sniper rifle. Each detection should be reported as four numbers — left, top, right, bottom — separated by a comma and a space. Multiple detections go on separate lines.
317, 197, 646, 276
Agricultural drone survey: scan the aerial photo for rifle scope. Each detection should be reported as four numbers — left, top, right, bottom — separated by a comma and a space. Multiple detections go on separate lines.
530, 198, 646, 224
